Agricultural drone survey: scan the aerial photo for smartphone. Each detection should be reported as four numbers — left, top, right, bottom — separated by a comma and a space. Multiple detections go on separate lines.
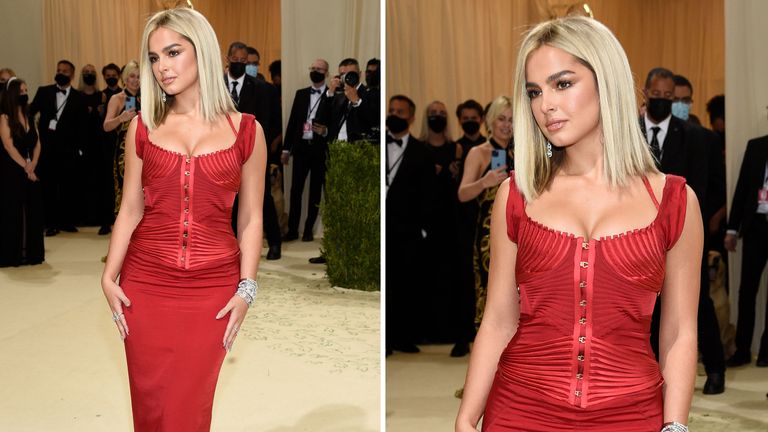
491, 149, 506, 170
125, 96, 136, 111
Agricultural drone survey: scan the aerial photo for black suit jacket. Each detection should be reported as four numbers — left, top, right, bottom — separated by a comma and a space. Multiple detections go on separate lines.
640, 115, 725, 220
728, 135, 768, 236
326, 84, 378, 143
29, 84, 87, 156
283, 86, 332, 153
386, 135, 435, 241
226, 75, 282, 146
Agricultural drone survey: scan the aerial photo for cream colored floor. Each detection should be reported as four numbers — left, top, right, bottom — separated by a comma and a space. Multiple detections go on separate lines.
386, 345, 768, 432
0, 228, 380, 431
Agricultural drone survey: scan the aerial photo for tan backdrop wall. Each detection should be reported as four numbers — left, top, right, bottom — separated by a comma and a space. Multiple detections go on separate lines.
0, 0, 45, 92
38, 0, 280, 90
386, 0, 724, 137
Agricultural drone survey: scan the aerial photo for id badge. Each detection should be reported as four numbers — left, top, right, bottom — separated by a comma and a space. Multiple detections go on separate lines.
48, 119, 57, 131
757, 187, 768, 214
302, 121, 313, 140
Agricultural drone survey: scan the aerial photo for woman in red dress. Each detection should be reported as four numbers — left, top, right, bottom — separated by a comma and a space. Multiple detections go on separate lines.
456, 17, 701, 432
100, 8, 266, 431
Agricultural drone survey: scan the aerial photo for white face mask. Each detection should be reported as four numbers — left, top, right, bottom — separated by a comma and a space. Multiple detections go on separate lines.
671, 101, 690, 121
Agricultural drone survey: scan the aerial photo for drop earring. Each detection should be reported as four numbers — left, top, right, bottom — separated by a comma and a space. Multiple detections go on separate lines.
546, 141, 552, 158
161, 91, 167, 103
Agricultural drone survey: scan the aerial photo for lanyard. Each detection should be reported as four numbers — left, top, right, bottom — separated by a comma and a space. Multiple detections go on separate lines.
306, 91, 323, 121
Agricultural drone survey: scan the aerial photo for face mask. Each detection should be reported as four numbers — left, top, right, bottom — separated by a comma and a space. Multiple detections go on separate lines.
646, 98, 672, 122
105, 77, 119, 88
55, 73, 71, 86
229, 62, 246, 79
310, 71, 325, 84
671, 101, 690, 121
427, 115, 447, 133
245, 64, 258, 78
83, 74, 97, 86
18, 94, 29, 105
461, 120, 481, 136
365, 70, 379, 87
386, 115, 409, 134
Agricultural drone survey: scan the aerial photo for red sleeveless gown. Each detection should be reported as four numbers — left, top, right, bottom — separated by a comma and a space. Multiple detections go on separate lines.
119, 113, 256, 431
483, 173, 688, 431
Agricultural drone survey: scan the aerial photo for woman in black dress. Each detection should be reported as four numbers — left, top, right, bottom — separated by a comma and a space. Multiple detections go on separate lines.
79, 64, 109, 230
0, 77, 44, 266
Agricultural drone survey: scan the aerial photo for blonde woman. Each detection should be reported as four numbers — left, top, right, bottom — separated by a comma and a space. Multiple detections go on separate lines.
103, 60, 141, 214
458, 96, 514, 330
101, 8, 266, 431
456, 17, 700, 431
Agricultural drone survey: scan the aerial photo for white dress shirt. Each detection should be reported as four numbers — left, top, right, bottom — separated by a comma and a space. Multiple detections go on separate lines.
386, 133, 409, 191
643, 113, 671, 152
226, 74, 245, 99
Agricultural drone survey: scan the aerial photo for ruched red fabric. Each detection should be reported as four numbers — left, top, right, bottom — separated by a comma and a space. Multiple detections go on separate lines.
483, 173, 687, 432
120, 113, 256, 432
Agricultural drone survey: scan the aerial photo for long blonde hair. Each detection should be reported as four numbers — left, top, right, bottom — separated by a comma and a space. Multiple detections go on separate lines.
139, 7, 235, 130
512, 16, 657, 202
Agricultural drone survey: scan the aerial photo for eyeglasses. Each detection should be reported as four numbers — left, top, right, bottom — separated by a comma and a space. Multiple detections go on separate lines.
308, 67, 327, 73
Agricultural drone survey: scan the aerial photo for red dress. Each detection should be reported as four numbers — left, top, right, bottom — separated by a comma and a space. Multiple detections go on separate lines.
483, 174, 687, 431
120, 113, 255, 431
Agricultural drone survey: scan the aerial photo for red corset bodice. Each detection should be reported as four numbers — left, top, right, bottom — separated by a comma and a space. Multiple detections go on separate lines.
127, 113, 256, 271
500, 173, 687, 409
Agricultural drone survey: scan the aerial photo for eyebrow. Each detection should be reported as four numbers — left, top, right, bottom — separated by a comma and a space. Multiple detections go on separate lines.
148, 43, 182, 56
525, 70, 576, 87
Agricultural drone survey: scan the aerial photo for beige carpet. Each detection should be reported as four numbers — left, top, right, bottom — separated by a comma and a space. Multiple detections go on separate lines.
0, 228, 380, 431
386, 345, 768, 431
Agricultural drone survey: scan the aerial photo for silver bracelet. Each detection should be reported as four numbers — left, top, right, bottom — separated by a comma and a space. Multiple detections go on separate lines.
236, 278, 258, 307
660, 422, 688, 432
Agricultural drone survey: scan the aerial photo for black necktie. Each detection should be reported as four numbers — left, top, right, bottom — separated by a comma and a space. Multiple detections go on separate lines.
649, 126, 661, 162
310, 88, 321, 94
230, 81, 239, 104
387, 135, 403, 147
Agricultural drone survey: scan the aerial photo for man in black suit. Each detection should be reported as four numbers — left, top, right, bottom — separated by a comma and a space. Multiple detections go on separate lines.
281, 58, 332, 242
29, 59, 88, 236
641, 67, 727, 394
386, 95, 435, 355
325, 58, 378, 144
225, 41, 282, 260
724, 135, 768, 367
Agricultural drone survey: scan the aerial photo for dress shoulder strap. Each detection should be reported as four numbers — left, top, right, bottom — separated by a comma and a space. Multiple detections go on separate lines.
236, 113, 257, 164
641, 175, 660, 210
659, 174, 688, 250
506, 171, 525, 243
225, 112, 237, 136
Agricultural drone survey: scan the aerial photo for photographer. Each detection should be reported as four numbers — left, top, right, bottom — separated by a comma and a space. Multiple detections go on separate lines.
324, 58, 378, 143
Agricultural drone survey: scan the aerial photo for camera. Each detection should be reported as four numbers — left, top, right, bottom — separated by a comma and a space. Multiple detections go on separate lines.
334, 71, 360, 94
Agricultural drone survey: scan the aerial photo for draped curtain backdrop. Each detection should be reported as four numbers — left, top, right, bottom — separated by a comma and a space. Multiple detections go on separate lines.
386, 0, 724, 138
41, 0, 281, 89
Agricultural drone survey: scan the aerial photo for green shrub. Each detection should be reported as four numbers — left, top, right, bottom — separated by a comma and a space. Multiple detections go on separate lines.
321, 140, 380, 291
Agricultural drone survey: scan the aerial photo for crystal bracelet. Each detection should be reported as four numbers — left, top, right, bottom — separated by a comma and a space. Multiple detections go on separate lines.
660, 422, 688, 432
236, 278, 258, 307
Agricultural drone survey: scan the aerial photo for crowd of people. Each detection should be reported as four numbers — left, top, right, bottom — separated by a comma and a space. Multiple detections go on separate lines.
0, 49, 381, 267
384, 22, 767, 404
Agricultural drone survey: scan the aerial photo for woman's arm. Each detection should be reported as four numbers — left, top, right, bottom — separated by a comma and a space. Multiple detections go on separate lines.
216, 117, 267, 352
458, 146, 506, 202
0, 114, 29, 168
456, 179, 520, 430
103, 93, 132, 132
101, 117, 144, 338
659, 185, 702, 425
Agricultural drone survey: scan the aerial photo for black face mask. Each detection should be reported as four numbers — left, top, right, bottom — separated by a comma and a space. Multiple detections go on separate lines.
427, 115, 447, 133
18, 94, 29, 105
105, 77, 119, 88
646, 98, 672, 122
365, 70, 379, 88
309, 71, 325, 84
386, 115, 409, 134
55, 73, 71, 86
229, 62, 246, 79
461, 120, 481, 136
83, 74, 97, 85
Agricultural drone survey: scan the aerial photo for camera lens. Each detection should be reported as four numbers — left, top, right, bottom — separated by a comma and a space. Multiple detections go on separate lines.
344, 71, 359, 87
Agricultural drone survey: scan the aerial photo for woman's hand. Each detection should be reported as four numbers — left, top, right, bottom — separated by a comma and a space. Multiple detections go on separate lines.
24, 160, 37, 176
101, 277, 131, 339
481, 166, 508, 189
120, 108, 137, 123
215, 295, 249, 352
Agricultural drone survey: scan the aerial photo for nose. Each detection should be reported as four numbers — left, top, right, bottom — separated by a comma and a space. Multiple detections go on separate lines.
539, 89, 557, 113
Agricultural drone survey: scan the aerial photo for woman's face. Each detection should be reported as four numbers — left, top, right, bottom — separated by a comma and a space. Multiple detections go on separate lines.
427, 102, 447, 118
82, 65, 96, 77
19, 83, 28, 96
491, 108, 513, 142
125, 71, 140, 92
525, 45, 600, 149
148, 26, 198, 97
